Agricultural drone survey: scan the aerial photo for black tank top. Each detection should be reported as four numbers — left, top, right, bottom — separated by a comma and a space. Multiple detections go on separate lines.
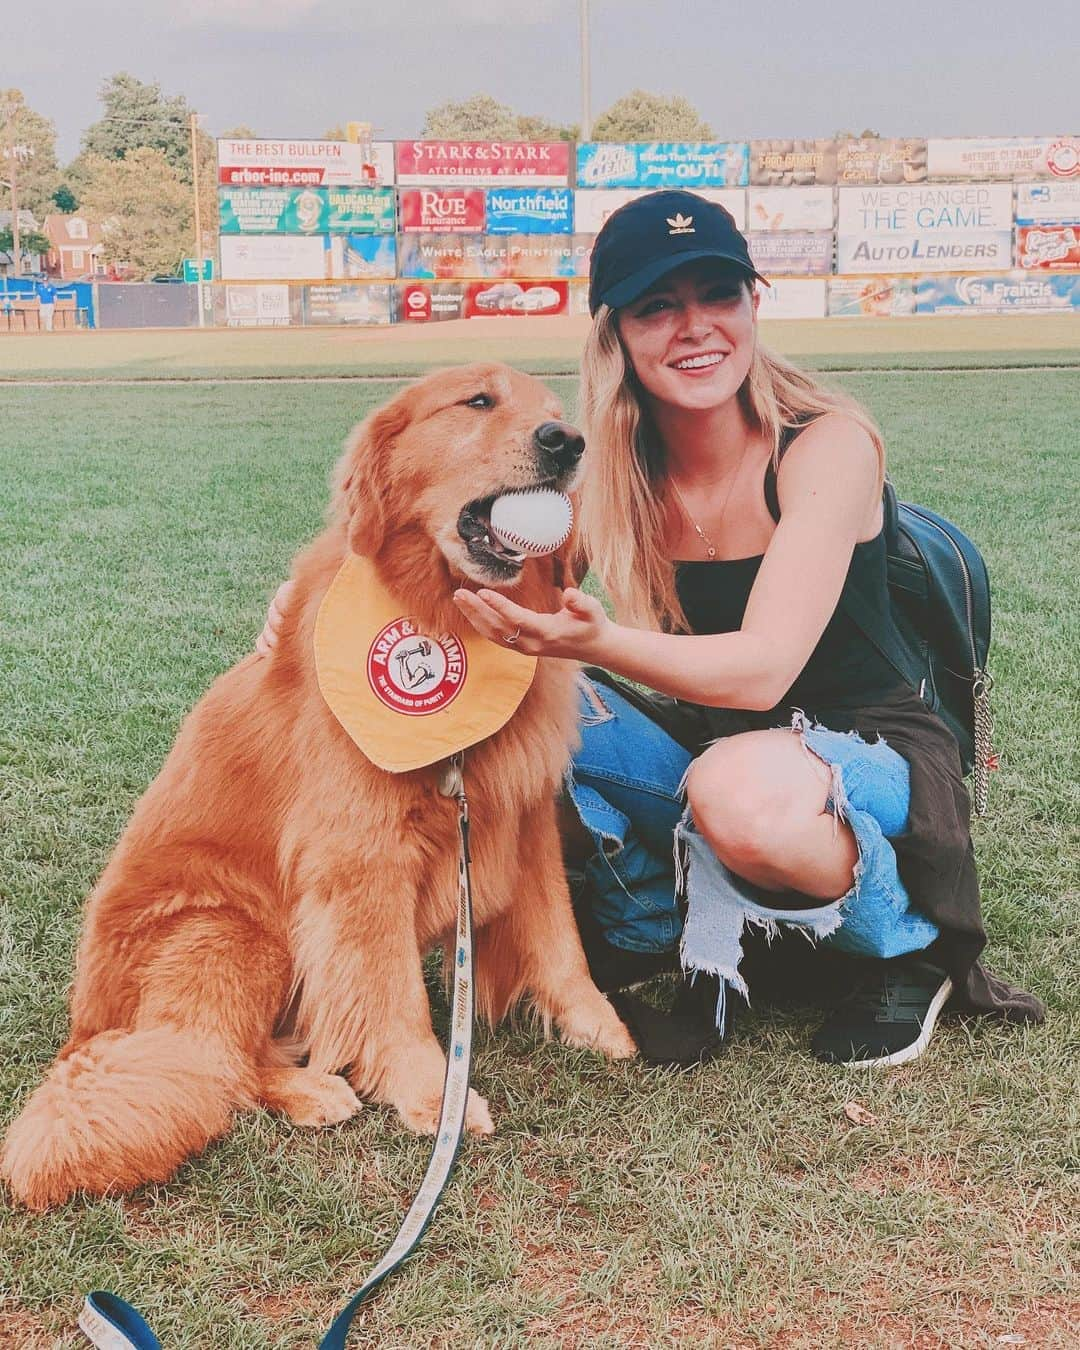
674, 423, 904, 712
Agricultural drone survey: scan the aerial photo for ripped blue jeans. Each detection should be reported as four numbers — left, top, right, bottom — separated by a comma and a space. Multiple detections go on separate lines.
566, 676, 939, 1029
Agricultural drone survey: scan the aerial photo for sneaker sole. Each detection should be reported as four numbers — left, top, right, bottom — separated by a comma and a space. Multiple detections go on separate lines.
842, 975, 954, 1069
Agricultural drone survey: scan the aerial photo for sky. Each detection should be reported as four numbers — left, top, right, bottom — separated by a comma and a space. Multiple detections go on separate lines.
7, 0, 1078, 163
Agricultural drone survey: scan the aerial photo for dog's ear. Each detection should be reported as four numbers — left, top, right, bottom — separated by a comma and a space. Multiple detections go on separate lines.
336, 400, 412, 557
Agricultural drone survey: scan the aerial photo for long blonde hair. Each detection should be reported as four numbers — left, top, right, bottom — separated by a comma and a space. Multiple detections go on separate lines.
578, 292, 885, 633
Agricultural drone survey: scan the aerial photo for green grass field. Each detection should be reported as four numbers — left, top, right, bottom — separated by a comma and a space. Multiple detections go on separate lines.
1, 312, 1079, 381
1, 360, 1078, 1347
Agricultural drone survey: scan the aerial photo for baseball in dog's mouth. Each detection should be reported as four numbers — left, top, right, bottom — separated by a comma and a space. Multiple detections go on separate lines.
457, 493, 527, 579
457, 479, 559, 580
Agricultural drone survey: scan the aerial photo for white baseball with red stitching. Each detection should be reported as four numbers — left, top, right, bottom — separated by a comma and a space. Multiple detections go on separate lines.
489, 489, 573, 557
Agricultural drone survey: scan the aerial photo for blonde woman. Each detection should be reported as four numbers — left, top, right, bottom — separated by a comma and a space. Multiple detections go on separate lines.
450, 190, 1042, 1063
260, 191, 1042, 1066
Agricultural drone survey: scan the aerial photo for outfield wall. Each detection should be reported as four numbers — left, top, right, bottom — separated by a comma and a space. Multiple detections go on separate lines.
93, 134, 1080, 328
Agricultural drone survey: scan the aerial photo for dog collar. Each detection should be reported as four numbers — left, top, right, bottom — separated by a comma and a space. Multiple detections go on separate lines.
314, 554, 537, 773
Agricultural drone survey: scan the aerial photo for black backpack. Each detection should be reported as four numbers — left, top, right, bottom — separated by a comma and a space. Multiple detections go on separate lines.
841, 483, 995, 813
766, 467, 996, 814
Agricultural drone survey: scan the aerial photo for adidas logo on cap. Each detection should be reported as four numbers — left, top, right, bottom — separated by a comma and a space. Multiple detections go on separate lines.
666, 213, 695, 235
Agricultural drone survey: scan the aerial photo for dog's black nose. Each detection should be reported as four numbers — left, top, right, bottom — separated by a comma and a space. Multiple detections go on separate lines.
534, 421, 585, 469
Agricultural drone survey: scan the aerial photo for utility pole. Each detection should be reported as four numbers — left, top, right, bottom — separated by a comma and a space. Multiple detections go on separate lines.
190, 112, 206, 327
580, 0, 592, 141
2, 98, 24, 277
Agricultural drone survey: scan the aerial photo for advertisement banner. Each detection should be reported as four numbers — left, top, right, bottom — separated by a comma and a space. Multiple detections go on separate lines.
927, 137, 1080, 181
837, 138, 928, 185
504, 234, 593, 277
568, 280, 590, 317
747, 186, 834, 232
484, 187, 574, 234
575, 143, 638, 188
574, 188, 643, 233
693, 189, 747, 229
1015, 181, 1080, 224
397, 233, 591, 279
330, 234, 397, 279
220, 234, 329, 280
636, 142, 749, 188
399, 234, 507, 280
748, 231, 833, 275
916, 272, 1080, 314
750, 139, 839, 187
224, 284, 291, 327
217, 139, 385, 188
836, 184, 1013, 273
1016, 225, 1080, 270
304, 284, 392, 325
827, 276, 917, 318
218, 187, 395, 235
399, 188, 486, 233
465, 280, 568, 317
398, 282, 468, 322
573, 187, 744, 233
399, 279, 570, 316
756, 278, 827, 319
576, 142, 749, 188
395, 141, 570, 185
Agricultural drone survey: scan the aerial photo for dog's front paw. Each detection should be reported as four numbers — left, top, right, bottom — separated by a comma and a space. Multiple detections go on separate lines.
560, 997, 638, 1060
397, 1086, 495, 1137
260, 1068, 362, 1127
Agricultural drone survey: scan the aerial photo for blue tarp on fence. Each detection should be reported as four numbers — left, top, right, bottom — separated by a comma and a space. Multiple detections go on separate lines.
0, 277, 96, 326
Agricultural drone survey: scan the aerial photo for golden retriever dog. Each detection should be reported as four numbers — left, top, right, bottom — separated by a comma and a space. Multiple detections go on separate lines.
2, 362, 635, 1212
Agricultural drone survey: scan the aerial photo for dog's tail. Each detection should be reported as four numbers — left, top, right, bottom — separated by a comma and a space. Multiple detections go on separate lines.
0, 1026, 250, 1211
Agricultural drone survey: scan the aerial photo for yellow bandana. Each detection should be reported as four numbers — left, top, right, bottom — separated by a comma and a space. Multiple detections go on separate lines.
314, 554, 537, 773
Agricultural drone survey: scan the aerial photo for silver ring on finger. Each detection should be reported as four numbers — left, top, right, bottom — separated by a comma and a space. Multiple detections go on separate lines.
503, 627, 521, 645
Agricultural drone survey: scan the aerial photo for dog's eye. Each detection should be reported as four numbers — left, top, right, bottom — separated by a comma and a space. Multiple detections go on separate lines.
462, 393, 494, 409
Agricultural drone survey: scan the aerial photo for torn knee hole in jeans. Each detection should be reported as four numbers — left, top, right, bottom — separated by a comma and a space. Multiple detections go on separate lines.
676, 711, 935, 1031
790, 707, 853, 846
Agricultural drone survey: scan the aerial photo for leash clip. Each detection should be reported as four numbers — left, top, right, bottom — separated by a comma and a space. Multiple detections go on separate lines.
438, 751, 465, 799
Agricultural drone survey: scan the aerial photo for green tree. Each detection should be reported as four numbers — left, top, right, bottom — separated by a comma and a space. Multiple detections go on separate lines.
0, 225, 50, 263
81, 73, 193, 178
514, 113, 578, 142
52, 184, 78, 212
220, 124, 258, 140
78, 147, 193, 279
834, 128, 882, 140
0, 89, 61, 219
321, 124, 347, 141
591, 90, 712, 141
423, 94, 522, 140
422, 95, 576, 141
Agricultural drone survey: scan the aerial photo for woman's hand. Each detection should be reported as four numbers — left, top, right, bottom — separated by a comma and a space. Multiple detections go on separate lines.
453, 586, 612, 662
255, 578, 296, 657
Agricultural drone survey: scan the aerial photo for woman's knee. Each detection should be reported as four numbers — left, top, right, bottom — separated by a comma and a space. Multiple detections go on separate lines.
684, 735, 828, 873
685, 763, 781, 873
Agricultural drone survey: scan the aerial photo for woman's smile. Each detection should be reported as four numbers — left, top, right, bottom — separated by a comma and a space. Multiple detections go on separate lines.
669, 350, 729, 374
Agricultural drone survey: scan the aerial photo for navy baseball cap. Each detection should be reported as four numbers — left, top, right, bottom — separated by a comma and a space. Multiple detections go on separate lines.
588, 189, 768, 316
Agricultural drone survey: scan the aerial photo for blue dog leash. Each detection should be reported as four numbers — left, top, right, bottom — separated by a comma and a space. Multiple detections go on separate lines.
80, 753, 477, 1350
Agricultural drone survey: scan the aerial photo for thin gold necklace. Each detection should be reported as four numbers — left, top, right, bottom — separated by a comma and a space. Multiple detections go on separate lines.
669, 441, 752, 560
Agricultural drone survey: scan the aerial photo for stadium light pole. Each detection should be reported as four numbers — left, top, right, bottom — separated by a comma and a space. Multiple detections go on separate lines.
580, 0, 592, 141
